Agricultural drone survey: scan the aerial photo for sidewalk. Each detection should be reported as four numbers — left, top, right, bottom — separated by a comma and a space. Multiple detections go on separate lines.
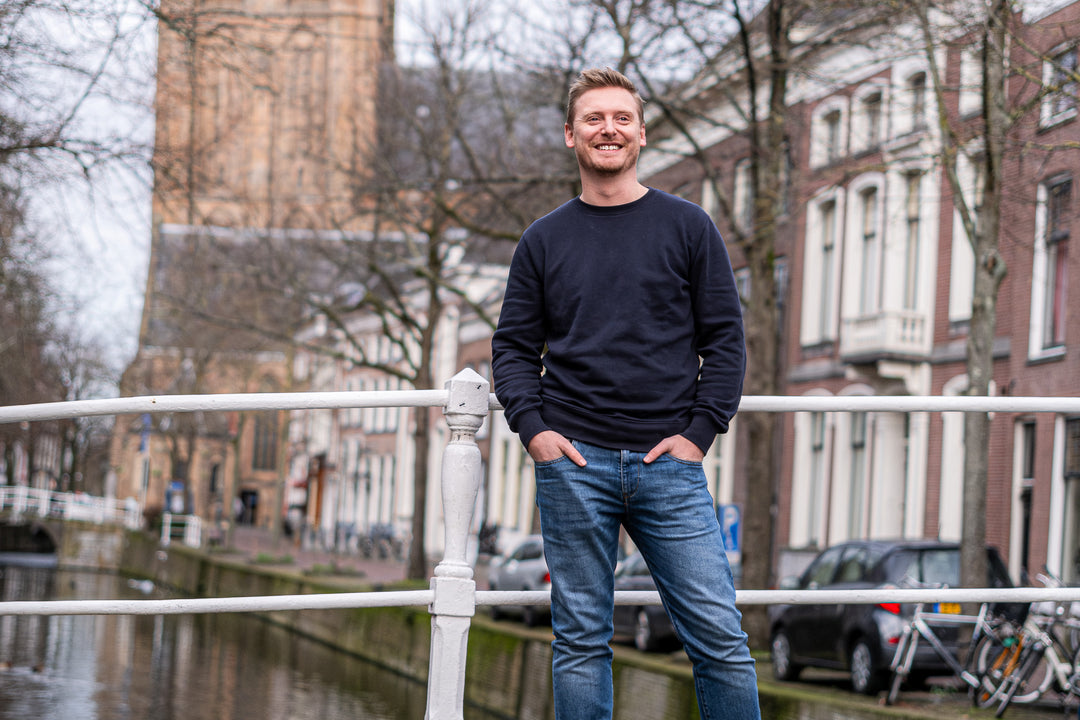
222, 525, 410, 585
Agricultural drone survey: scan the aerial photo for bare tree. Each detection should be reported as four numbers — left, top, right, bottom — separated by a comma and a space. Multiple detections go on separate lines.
901, 0, 1080, 587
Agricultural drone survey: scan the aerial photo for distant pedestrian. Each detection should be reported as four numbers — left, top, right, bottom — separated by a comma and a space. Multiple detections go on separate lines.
492, 67, 759, 720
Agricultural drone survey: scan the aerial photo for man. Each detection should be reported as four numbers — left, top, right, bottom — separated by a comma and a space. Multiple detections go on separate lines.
491, 68, 760, 720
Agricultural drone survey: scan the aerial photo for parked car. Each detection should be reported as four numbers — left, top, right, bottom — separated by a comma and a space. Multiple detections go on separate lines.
768, 539, 1016, 695
612, 551, 679, 652
487, 534, 551, 626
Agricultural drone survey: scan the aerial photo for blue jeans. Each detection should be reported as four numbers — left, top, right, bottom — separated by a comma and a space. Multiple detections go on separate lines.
534, 440, 760, 720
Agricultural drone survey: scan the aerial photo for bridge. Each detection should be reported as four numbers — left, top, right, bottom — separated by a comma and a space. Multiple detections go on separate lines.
3, 369, 1080, 720
0, 484, 195, 569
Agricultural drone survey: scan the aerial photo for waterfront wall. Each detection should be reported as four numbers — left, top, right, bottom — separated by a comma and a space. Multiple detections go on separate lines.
118, 530, 700, 720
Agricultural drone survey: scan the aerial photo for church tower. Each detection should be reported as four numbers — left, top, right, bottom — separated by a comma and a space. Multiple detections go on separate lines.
110, 0, 392, 531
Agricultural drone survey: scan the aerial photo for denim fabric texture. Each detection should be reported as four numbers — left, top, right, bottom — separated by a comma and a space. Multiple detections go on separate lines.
534, 439, 761, 720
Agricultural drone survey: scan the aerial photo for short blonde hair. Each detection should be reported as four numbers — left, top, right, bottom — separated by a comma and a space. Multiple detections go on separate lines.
566, 67, 644, 125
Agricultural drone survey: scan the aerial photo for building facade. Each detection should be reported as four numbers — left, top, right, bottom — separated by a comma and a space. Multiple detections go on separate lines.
641, 0, 1080, 585
110, 0, 392, 528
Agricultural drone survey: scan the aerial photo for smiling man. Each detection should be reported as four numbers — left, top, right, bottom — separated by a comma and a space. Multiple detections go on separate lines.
491, 68, 760, 720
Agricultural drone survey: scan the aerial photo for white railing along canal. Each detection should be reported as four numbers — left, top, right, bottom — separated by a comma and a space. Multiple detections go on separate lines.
3, 368, 1080, 720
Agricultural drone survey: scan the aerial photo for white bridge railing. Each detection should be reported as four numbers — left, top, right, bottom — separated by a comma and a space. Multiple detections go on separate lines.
0, 484, 142, 530
3, 368, 1080, 720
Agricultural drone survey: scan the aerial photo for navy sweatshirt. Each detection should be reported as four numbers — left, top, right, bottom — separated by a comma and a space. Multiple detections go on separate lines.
491, 188, 746, 454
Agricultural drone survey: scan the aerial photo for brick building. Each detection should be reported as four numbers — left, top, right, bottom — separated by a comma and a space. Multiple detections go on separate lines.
641, 0, 1080, 584
110, 0, 393, 528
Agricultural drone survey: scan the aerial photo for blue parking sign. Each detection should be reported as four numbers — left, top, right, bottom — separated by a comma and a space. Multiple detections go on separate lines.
718, 504, 740, 554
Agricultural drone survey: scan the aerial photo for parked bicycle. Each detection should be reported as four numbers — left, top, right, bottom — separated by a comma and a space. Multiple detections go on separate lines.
886, 593, 1008, 706
974, 571, 1080, 716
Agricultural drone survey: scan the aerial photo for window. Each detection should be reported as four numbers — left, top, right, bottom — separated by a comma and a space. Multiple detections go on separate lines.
853, 89, 884, 153
1022, 422, 1037, 482
1043, 178, 1070, 349
803, 545, 843, 588
1032, 175, 1071, 356
858, 188, 880, 314
820, 200, 837, 338
825, 110, 843, 163
252, 410, 279, 471
950, 154, 985, 323
903, 172, 922, 310
811, 101, 847, 167
734, 267, 750, 312
801, 194, 842, 347
1042, 46, 1078, 126
909, 72, 927, 132
959, 47, 982, 117
808, 412, 826, 546
848, 412, 868, 537
733, 159, 753, 232
1066, 418, 1080, 480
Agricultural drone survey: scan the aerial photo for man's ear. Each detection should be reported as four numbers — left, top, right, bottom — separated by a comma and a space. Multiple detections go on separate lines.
565, 123, 575, 148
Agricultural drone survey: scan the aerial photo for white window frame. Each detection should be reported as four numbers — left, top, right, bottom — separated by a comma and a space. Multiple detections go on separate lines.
1040, 44, 1079, 128
800, 188, 845, 347
810, 97, 848, 168
842, 173, 885, 321
893, 64, 931, 137
851, 83, 887, 154
1029, 174, 1072, 360
959, 45, 983, 118
790, 393, 833, 549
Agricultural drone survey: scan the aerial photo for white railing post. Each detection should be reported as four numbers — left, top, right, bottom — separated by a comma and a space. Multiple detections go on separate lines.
161, 512, 173, 547
425, 369, 488, 720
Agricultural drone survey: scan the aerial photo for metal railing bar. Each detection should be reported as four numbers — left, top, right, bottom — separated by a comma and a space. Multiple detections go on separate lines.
8, 585, 1080, 619
476, 587, 1080, 609
0, 589, 435, 616
4, 392, 1080, 427
0, 389, 449, 425
737, 395, 1080, 414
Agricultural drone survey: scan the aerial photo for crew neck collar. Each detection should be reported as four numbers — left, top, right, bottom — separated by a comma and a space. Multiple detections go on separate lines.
575, 188, 654, 213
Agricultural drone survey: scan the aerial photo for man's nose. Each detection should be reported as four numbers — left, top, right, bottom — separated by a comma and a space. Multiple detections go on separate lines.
601, 117, 617, 134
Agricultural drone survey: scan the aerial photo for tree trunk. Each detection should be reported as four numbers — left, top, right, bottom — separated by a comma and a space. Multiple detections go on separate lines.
409, 407, 430, 579
961, 0, 1009, 590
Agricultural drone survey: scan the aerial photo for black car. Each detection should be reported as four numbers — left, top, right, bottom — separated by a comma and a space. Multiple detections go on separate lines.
768, 539, 1015, 695
612, 551, 680, 652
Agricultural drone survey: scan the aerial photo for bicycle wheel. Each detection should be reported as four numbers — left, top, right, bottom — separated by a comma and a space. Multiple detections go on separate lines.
975, 633, 1020, 706
976, 631, 1046, 706
996, 641, 1049, 717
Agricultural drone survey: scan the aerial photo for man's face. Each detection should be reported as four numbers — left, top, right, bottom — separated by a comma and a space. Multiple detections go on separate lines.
564, 86, 646, 177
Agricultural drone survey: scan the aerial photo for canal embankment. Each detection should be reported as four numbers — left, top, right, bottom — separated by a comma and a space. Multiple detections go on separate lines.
104, 528, 1053, 720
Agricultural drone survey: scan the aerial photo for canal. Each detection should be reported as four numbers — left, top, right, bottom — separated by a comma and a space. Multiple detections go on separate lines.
0, 560, 506, 720
1, 557, 974, 720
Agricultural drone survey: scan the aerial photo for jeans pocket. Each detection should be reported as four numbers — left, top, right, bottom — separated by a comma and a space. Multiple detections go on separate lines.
663, 453, 703, 466
534, 455, 571, 469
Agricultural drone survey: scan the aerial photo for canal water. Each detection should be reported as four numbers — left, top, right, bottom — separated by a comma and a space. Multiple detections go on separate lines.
0, 559, 906, 720
0, 560, 506, 720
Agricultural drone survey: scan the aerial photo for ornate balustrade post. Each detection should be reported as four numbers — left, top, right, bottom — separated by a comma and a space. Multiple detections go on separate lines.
425, 368, 489, 720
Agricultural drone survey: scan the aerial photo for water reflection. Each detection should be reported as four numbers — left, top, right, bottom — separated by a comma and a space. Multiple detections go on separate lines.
0, 563, 502, 720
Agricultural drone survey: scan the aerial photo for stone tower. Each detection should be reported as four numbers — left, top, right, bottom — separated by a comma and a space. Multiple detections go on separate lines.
111, 0, 392, 531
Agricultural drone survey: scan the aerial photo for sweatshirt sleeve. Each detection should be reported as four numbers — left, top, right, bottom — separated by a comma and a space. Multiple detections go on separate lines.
491, 232, 551, 450
681, 220, 747, 454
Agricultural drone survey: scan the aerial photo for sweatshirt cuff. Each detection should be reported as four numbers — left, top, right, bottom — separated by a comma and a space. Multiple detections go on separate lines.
682, 415, 720, 455
515, 410, 550, 451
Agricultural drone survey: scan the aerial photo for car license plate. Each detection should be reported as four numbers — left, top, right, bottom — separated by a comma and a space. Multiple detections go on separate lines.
934, 602, 961, 614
